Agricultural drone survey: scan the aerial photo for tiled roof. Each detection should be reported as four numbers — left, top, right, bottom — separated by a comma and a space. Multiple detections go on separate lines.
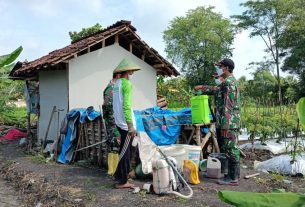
11, 20, 179, 79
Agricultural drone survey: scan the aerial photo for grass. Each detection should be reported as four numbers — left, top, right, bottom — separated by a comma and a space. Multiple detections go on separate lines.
25, 152, 48, 164
0, 106, 27, 128
176, 197, 187, 204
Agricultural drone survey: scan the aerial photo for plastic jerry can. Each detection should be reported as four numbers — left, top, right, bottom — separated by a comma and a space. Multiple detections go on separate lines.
209, 153, 228, 174
190, 95, 210, 124
206, 156, 222, 179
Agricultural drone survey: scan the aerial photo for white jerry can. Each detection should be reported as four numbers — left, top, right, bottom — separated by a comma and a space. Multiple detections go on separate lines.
152, 157, 177, 194
206, 156, 222, 179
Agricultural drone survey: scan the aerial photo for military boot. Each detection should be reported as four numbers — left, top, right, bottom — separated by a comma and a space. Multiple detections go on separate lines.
218, 161, 239, 186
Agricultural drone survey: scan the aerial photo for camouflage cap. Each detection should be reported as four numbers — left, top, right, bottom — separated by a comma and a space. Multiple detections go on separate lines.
113, 58, 141, 74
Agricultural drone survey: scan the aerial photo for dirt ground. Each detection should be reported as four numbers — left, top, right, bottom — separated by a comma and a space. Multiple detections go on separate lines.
0, 140, 304, 207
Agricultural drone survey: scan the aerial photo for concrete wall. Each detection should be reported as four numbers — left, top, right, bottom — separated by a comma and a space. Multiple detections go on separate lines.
38, 70, 68, 141
69, 43, 157, 110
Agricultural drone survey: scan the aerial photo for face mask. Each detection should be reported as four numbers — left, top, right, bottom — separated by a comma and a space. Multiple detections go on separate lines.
216, 67, 224, 76
215, 78, 222, 85
128, 73, 133, 80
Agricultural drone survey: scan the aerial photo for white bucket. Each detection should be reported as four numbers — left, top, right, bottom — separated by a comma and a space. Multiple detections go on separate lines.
159, 145, 186, 172
176, 144, 201, 167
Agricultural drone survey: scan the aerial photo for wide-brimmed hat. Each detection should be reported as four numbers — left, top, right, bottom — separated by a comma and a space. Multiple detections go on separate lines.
113, 58, 141, 74
215, 58, 235, 70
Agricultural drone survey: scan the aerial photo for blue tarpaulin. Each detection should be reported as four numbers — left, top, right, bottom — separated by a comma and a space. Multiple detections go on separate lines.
58, 107, 101, 164
134, 107, 192, 146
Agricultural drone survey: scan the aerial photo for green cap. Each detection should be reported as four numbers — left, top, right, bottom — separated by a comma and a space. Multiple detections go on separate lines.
113, 58, 141, 74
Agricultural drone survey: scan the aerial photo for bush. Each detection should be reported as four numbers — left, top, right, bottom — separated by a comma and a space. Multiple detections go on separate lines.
0, 106, 27, 128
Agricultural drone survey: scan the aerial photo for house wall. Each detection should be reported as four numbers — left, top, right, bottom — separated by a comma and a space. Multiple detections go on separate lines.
69, 43, 157, 111
38, 70, 68, 141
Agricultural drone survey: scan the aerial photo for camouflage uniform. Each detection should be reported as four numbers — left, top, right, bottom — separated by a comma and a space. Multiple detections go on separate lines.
103, 81, 121, 152
201, 75, 240, 180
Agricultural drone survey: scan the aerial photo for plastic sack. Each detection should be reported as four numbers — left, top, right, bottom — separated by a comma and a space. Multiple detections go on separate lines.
183, 160, 200, 185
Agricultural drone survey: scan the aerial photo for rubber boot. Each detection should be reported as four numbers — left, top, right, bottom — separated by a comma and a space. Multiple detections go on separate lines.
218, 161, 239, 186
229, 162, 239, 186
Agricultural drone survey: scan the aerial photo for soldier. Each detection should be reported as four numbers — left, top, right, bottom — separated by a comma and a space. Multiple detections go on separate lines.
103, 71, 121, 153
103, 71, 121, 176
195, 58, 240, 186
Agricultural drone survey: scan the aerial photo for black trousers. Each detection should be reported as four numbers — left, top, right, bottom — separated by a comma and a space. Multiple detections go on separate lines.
114, 126, 132, 184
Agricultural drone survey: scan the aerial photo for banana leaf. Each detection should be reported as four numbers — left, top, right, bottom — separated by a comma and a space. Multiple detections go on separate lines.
0, 46, 23, 69
296, 97, 305, 131
218, 190, 305, 207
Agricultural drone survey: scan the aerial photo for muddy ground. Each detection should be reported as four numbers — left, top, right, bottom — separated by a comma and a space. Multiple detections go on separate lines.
0, 140, 304, 207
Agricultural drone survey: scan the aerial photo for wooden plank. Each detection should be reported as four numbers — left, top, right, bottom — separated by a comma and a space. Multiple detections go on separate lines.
115, 34, 119, 43
43, 106, 56, 149
73, 123, 83, 163
129, 43, 133, 53
209, 124, 220, 153
195, 125, 201, 146
153, 63, 165, 68
245, 173, 260, 179
97, 118, 102, 166
84, 123, 90, 159
90, 121, 97, 159
157, 98, 166, 103
187, 127, 195, 144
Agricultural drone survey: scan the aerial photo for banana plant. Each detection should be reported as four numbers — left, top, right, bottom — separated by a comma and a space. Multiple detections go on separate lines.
0, 46, 23, 71
0, 46, 23, 113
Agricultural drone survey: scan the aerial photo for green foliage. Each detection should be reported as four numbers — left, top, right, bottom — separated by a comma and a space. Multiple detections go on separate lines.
0, 46, 22, 69
0, 47, 24, 120
239, 71, 299, 103
279, 0, 305, 98
241, 99, 298, 148
232, 0, 291, 103
0, 107, 27, 128
157, 76, 192, 108
69, 23, 102, 43
296, 98, 305, 131
163, 6, 235, 87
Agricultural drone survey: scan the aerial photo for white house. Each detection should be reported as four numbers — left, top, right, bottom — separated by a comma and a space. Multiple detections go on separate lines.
10, 20, 179, 142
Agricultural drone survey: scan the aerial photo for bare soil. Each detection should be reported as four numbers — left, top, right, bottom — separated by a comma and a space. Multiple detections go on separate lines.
0, 140, 304, 207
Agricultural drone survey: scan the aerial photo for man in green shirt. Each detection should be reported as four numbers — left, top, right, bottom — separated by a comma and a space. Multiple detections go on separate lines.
112, 58, 141, 188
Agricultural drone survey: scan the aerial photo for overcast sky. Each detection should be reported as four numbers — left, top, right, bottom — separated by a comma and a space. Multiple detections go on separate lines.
1, 0, 271, 79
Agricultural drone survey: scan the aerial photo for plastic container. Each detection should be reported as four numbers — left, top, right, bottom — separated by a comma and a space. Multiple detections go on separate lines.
199, 159, 207, 171
206, 156, 222, 179
152, 157, 177, 194
183, 160, 200, 184
159, 145, 186, 172
176, 144, 201, 167
209, 153, 228, 174
191, 95, 210, 124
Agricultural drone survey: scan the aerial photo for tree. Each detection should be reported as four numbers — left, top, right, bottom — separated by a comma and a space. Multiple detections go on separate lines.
163, 6, 235, 87
278, 0, 305, 98
232, 0, 289, 104
246, 70, 277, 100
281, 76, 298, 103
69, 23, 102, 43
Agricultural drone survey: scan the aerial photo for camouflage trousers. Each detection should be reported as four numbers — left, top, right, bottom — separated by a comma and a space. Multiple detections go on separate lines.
104, 113, 121, 152
220, 129, 240, 180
